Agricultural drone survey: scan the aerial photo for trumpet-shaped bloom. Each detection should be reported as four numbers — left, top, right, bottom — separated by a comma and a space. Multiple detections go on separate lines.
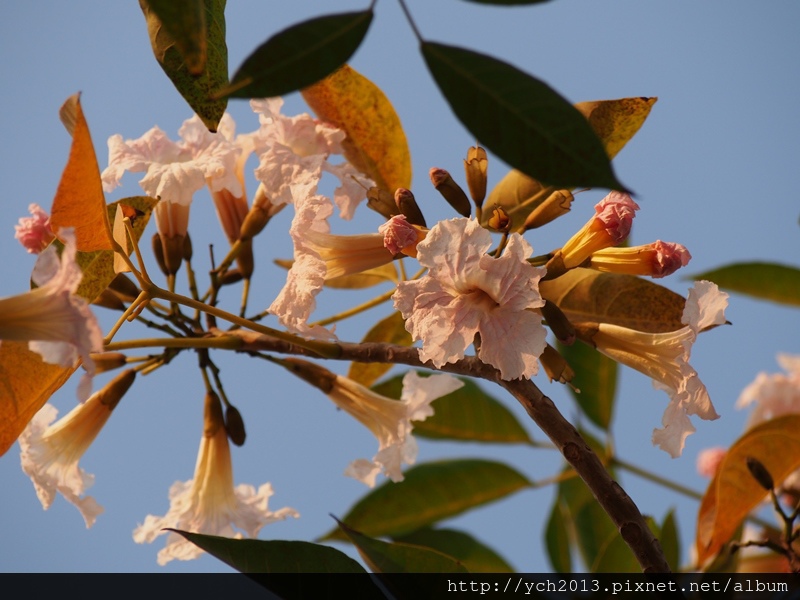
133, 398, 298, 565
393, 218, 547, 380
250, 98, 369, 219
560, 191, 639, 268
330, 371, 464, 487
578, 281, 728, 457
0, 228, 103, 400
588, 240, 692, 278
15, 203, 55, 254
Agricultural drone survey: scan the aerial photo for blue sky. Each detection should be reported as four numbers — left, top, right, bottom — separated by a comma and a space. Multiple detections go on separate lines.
1, 1, 799, 573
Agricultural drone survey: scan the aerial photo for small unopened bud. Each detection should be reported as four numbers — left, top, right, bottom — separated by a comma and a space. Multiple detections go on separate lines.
203, 390, 225, 437
92, 289, 127, 311
218, 268, 244, 285
225, 404, 247, 446
464, 146, 488, 207
90, 352, 128, 374
540, 344, 576, 385
98, 369, 136, 410
523, 190, 574, 230
395, 188, 427, 227
236, 239, 255, 278
430, 167, 471, 217
746, 456, 774, 491
366, 187, 400, 220
108, 273, 141, 303
541, 300, 576, 345
183, 233, 193, 262
152, 232, 183, 275
240, 185, 286, 240
487, 206, 510, 232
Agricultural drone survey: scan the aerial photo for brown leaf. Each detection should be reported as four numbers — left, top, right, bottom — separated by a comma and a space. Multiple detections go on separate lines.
50, 94, 113, 252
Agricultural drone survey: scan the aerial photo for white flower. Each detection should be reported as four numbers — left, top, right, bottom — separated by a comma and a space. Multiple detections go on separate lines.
250, 98, 369, 219
133, 393, 298, 565
393, 217, 547, 380
101, 114, 242, 239
330, 371, 464, 487
736, 353, 800, 430
578, 281, 728, 457
0, 228, 103, 400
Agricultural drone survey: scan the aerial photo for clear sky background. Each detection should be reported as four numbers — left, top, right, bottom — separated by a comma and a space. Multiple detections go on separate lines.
1, 1, 799, 573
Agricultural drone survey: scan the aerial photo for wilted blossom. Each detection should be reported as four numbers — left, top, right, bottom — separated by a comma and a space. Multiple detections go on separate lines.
578, 281, 729, 457
329, 371, 464, 487
250, 98, 370, 220
394, 217, 548, 380
15, 203, 55, 254
133, 392, 298, 565
0, 228, 103, 401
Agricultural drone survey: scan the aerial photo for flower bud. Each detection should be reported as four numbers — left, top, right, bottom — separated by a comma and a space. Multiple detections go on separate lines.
379, 214, 428, 258
463, 146, 488, 207
236, 239, 255, 279
487, 206, 510, 232
522, 190, 574, 230
240, 184, 286, 240
366, 186, 400, 220
182, 233, 193, 262
218, 268, 244, 286
540, 344, 575, 385
225, 404, 246, 446
90, 352, 128, 374
541, 300, 576, 345
430, 167, 471, 217
394, 188, 427, 227
152, 232, 183, 276
746, 456, 774, 491
108, 273, 141, 303
588, 241, 691, 279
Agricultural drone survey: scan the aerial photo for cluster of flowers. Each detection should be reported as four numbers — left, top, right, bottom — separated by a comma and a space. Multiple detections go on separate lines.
4, 97, 727, 563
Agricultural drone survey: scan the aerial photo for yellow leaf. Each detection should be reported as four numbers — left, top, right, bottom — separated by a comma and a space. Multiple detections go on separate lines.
0, 342, 75, 456
539, 268, 685, 333
575, 97, 657, 160
302, 64, 412, 193
696, 415, 800, 564
485, 97, 656, 232
50, 94, 113, 252
348, 312, 413, 387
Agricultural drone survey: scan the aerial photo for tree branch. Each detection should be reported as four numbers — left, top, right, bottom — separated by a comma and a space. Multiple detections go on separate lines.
221, 329, 671, 573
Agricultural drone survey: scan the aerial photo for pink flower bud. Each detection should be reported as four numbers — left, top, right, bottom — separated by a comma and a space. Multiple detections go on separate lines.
379, 215, 421, 256
15, 203, 55, 254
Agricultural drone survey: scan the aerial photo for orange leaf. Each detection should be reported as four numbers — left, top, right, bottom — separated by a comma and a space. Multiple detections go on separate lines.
302, 64, 412, 193
50, 94, 113, 252
0, 341, 75, 456
696, 415, 800, 564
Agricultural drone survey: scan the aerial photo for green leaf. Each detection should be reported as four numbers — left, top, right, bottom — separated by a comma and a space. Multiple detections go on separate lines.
336, 520, 468, 573
392, 527, 513, 573
372, 374, 533, 444
590, 516, 659, 572
689, 262, 800, 308
545, 500, 572, 573
165, 530, 367, 573
140, 0, 206, 74
557, 339, 617, 430
141, 0, 228, 131
219, 11, 373, 98
540, 268, 686, 333
322, 459, 532, 541
421, 42, 625, 191
348, 312, 413, 387
659, 509, 681, 572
